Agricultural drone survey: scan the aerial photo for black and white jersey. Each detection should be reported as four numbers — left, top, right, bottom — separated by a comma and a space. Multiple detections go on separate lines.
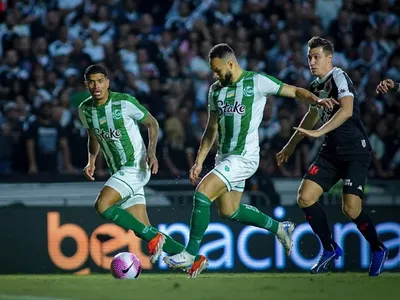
309, 67, 372, 155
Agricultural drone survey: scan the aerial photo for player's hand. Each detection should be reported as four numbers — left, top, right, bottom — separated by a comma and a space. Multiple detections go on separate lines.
83, 164, 95, 181
376, 79, 394, 94
147, 153, 158, 174
189, 163, 203, 185
276, 144, 296, 166
293, 127, 323, 138
317, 98, 339, 110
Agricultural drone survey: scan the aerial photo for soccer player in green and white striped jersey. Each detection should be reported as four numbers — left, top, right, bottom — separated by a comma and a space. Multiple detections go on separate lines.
164, 43, 338, 275
78, 65, 207, 270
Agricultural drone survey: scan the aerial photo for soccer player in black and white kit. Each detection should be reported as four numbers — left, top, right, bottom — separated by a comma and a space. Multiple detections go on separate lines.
277, 37, 388, 276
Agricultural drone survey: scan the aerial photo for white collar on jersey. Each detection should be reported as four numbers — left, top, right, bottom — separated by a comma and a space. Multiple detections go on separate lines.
316, 67, 337, 84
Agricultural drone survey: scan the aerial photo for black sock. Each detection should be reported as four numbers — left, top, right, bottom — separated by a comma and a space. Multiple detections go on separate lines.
352, 210, 382, 251
302, 202, 335, 251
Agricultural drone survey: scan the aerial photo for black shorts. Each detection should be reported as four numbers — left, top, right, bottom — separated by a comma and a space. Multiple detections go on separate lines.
303, 152, 371, 199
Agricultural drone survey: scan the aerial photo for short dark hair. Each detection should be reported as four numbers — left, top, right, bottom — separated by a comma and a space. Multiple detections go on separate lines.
209, 43, 235, 60
84, 64, 108, 80
307, 37, 334, 55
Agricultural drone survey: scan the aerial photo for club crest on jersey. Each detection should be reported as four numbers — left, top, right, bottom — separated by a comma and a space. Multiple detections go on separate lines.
243, 86, 254, 97
113, 109, 122, 120
217, 100, 246, 116
93, 128, 122, 141
324, 79, 332, 93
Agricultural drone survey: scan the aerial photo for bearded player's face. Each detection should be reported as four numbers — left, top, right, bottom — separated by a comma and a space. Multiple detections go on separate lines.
85, 73, 110, 100
210, 58, 233, 87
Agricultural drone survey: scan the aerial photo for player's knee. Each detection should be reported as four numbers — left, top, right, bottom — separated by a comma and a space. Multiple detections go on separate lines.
217, 207, 235, 219
297, 189, 316, 208
297, 189, 317, 208
94, 196, 111, 214
342, 202, 361, 219
195, 184, 210, 198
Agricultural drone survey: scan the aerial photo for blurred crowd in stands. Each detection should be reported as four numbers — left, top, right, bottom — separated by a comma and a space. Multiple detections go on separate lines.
0, 0, 399, 190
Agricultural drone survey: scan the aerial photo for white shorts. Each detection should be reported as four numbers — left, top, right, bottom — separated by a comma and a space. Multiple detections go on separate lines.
211, 154, 259, 192
105, 166, 150, 209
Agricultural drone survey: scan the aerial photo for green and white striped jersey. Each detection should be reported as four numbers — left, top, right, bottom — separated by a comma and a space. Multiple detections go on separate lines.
209, 70, 283, 158
78, 91, 149, 174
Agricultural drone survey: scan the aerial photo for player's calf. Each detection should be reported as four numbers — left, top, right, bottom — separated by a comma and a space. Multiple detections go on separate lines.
221, 204, 295, 256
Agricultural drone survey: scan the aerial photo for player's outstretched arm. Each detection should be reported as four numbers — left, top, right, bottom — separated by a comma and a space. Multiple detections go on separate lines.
195, 110, 218, 166
189, 109, 218, 185
295, 96, 353, 138
276, 106, 319, 166
140, 113, 159, 174
279, 84, 338, 109
376, 79, 400, 94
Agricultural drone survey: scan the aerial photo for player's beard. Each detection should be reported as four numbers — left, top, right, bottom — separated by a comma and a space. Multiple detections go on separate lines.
219, 71, 233, 87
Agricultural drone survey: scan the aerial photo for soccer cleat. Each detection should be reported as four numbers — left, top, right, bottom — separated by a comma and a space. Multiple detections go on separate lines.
163, 251, 195, 269
188, 255, 209, 278
310, 242, 343, 274
276, 221, 295, 256
369, 244, 388, 276
148, 233, 166, 263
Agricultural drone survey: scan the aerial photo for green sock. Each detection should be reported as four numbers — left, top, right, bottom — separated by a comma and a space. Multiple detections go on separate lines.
185, 191, 212, 256
150, 226, 202, 260
101, 206, 191, 256
228, 204, 279, 235
161, 233, 185, 255
101, 206, 157, 241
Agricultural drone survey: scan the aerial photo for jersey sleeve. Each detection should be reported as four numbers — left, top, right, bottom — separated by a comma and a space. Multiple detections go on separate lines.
78, 105, 89, 128
125, 94, 149, 121
257, 74, 283, 97
208, 84, 217, 112
333, 70, 354, 100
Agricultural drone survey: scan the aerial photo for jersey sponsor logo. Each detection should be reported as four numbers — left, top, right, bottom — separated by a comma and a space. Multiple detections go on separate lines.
113, 109, 122, 120
93, 128, 122, 141
243, 86, 254, 97
217, 100, 246, 116
361, 139, 366, 148
317, 106, 334, 124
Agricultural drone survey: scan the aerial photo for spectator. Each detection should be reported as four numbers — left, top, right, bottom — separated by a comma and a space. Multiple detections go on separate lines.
0, 0, 398, 182
25, 102, 75, 175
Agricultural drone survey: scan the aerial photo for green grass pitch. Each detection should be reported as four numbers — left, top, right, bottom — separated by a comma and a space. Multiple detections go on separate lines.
0, 273, 398, 300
